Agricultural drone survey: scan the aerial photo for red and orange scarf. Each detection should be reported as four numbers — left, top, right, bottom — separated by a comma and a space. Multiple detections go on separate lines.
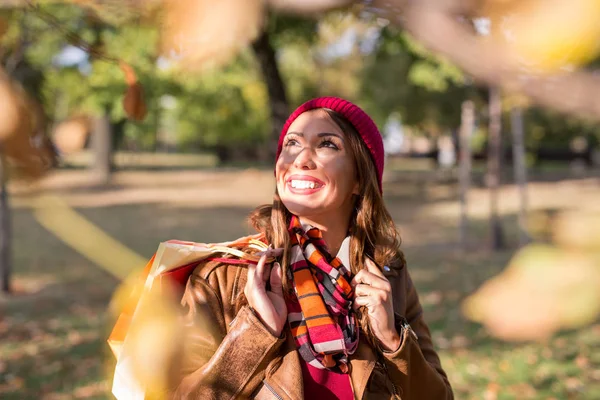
286, 215, 359, 373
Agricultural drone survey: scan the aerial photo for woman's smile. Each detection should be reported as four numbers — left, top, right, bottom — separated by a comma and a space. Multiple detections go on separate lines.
286, 174, 325, 194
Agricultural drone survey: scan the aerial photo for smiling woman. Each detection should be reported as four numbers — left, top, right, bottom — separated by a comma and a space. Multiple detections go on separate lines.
167, 97, 453, 399
276, 109, 359, 240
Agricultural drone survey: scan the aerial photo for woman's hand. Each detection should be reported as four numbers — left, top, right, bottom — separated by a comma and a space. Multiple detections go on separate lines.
244, 252, 287, 337
352, 257, 401, 352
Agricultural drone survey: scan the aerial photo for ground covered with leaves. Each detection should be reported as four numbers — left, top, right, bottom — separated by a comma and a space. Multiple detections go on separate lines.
1, 167, 599, 399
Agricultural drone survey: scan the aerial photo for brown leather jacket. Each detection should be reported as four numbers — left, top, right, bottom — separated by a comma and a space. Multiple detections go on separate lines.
168, 256, 453, 400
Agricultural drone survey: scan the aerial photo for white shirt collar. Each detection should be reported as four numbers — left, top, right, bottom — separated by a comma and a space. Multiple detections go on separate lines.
298, 218, 352, 267
336, 236, 351, 268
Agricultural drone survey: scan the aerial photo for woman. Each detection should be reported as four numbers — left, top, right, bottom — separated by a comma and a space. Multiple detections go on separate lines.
170, 97, 453, 399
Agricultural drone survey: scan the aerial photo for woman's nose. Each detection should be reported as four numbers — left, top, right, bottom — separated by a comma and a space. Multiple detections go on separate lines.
293, 147, 317, 170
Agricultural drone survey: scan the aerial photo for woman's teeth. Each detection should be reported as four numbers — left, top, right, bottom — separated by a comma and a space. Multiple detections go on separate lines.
290, 180, 318, 189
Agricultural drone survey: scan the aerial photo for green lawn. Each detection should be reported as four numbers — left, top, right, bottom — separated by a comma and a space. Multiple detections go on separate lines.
1, 169, 599, 399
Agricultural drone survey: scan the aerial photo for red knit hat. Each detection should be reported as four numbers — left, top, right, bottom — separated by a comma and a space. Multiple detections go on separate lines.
276, 97, 385, 193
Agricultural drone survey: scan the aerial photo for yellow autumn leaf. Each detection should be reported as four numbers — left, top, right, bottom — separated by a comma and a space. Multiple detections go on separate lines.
160, 0, 265, 71
503, 0, 600, 72
462, 244, 600, 341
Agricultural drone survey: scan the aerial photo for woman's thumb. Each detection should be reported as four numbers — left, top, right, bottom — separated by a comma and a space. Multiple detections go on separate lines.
269, 262, 283, 294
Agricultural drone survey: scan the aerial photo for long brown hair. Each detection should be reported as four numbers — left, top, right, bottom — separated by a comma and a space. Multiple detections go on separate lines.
248, 108, 406, 338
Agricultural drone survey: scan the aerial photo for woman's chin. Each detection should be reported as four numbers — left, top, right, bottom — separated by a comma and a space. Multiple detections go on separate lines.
281, 202, 322, 219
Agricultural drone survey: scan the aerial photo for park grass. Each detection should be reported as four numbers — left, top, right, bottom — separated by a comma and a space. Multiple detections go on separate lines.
1, 168, 599, 399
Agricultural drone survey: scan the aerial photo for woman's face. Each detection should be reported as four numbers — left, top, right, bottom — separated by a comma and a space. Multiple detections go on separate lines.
276, 109, 359, 224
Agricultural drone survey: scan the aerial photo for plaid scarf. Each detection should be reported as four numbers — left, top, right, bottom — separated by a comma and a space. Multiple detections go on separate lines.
286, 215, 359, 373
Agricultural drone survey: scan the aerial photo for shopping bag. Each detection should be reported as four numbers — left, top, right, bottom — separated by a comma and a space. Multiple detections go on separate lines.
108, 234, 269, 400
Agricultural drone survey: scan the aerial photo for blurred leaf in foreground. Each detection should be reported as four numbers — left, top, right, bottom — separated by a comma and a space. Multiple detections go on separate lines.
491, 0, 600, 73
120, 62, 147, 121
159, 0, 265, 71
552, 211, 600, 252
125, 282, 183, 397
0, 67, 55, 178
52, 115, 90, 155
462, 244, 600, 341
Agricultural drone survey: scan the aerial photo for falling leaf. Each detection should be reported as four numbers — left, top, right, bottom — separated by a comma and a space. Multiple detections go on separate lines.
497, 0, 600, 73
159, 0, 265, 71
119, 62, 147, 121
552, 211, 600, 251
125, 284, 183, 396
462, 244, 600, 341
0, 68, 23, 141
52, 115, 91, 154
123, 83, 147, 121
0, 16, 7, 39
0, 67, 55, 179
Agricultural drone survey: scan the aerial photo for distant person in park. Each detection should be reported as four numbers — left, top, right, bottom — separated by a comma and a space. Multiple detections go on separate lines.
169, 97, 453, 399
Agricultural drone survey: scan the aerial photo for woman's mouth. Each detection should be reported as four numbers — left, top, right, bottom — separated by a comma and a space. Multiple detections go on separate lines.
286, 176, 324, 194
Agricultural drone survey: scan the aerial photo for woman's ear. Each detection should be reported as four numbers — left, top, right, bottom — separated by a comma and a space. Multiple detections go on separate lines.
352, 181, 360, 196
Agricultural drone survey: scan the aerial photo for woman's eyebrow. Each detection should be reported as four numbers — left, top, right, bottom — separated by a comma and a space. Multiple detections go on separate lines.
318, 132, 344, 140
286, 132, 344, 140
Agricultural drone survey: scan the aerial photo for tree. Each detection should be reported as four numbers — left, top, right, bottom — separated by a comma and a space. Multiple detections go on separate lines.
510, 106, 529, 247
250, 13, 320, 159
360, 26, 474, 136
487, 87, 505, 250
0, 8, 57, 293
458, 100, 475, 249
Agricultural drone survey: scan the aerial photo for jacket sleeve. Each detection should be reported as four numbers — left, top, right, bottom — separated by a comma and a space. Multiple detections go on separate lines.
169, 265, 285, 400
381, 267, 454, 400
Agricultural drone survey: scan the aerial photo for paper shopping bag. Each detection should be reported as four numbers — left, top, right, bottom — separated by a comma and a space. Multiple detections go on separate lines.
108, 234, 269, 400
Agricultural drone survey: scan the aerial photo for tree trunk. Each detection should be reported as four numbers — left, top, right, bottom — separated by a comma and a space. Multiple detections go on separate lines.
251, 29, 289, 160
510, 107, 530, 246
487, 87, 505, 250
91, 113, 113, 184
458, 100, 474, 249
0, 155, 11, 294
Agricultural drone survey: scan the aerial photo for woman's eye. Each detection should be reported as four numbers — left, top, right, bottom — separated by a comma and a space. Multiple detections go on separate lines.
320, 140, 339, 150
284, 139, 299, 147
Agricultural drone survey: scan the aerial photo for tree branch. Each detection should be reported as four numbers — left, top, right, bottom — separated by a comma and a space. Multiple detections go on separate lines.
24, 0, 119, 63
361, 0, 599, 122
266, 0, 356, 14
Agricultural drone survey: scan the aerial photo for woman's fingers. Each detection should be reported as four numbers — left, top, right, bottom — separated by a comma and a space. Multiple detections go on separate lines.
244, 261, 256, 298
352, 261, 393, 312
354, 283, 389, 304
256, 254, 270, 285
354, 283, 381, 297
269, 262, 283, 295
255, 247, 284, 258
245, 255, 267, 298
244, 257, 286, 337
351, 269, 391, 291
352, 294, 371, 310
364, 257, 385, 278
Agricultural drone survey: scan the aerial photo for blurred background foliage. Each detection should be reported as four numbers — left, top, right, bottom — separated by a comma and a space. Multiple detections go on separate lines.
1, 0, 600, 398
2, 1, 600, 165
